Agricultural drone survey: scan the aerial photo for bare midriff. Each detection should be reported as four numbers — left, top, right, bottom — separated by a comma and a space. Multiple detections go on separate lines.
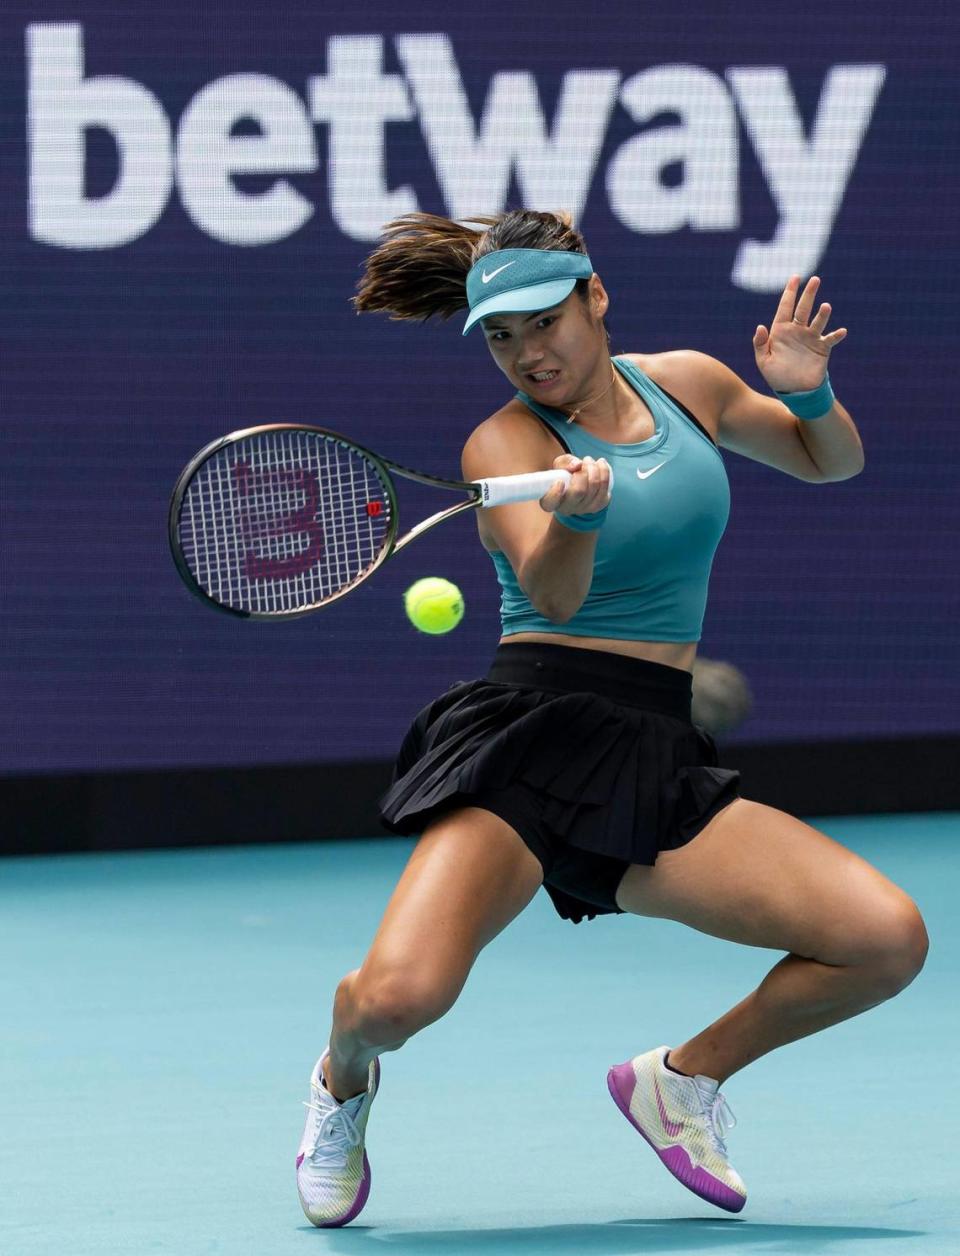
498, 631, 697, 674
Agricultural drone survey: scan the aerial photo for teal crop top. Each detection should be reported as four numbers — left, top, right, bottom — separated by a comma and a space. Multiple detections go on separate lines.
488, 356, 730, 642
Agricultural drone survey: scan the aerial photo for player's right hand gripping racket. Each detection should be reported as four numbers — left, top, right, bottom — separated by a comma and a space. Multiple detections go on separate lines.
168, 424, 578, 620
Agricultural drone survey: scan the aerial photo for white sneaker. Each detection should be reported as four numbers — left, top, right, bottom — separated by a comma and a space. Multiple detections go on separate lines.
607, 1045, 746, 1212
296, 1049, 380, 1227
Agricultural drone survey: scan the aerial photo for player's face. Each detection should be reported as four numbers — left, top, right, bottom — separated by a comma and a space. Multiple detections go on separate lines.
480, 277, 609, 403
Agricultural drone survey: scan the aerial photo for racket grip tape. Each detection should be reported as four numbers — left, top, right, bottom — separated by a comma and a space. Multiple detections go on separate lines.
475, 468, 573, 507
475, 464, 615, 508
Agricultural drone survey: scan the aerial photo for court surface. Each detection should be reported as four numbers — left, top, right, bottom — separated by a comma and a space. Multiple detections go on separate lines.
2, 811, 957, 1255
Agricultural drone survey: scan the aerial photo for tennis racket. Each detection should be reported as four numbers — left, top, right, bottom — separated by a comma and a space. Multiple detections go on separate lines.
168, 423, 575, 620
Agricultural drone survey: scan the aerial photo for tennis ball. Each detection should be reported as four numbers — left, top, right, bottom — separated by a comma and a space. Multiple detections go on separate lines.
404, 577, 464, 635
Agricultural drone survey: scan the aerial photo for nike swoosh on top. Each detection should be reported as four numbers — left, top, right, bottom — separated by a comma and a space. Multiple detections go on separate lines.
481, 261, 517, 284
636, 463, 666, 480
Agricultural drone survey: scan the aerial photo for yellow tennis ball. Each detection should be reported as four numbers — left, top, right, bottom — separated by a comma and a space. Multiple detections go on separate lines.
404, 577, 464, 635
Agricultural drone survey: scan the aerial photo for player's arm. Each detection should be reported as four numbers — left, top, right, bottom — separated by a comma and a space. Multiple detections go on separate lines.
662, 274, 863, 482
667, 349, 864, 483
720, 272, 864, 482
461, 412, 610, 623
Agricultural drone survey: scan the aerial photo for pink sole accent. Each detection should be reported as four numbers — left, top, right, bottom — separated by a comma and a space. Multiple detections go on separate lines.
607, 1063, 745, 1214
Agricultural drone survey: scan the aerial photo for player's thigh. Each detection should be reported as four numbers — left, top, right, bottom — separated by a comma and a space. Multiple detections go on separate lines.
615, 798, 927, 968
356, 805, 544, 1012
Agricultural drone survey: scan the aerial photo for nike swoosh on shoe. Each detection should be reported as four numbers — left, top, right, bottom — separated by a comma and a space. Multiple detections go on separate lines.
653, 1076, 685, 1137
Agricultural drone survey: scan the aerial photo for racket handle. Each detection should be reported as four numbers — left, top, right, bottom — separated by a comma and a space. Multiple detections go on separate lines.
474, 468, 573, 507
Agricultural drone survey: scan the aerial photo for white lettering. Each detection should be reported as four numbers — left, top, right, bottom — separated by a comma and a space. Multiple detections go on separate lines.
396, 34, 619, 222
27, 22, 172, 249
727, 65, 886, 291
308, 36, 417, 242
177, 75, 316, 246
608, 66, 739, 235
23, 24, 886, 289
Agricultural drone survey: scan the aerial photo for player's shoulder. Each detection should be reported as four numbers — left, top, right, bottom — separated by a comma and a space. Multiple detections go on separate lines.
619, 350, 731, 436
461, 398, 563, 479
619, 348, 728, 384
467, 396, 555, 443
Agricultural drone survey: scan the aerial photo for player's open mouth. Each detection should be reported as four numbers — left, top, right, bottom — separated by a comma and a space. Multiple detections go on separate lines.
528, 370, 561, 387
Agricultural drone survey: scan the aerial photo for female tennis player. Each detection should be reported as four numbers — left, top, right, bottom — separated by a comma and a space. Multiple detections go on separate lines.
296, 210, 928, 1225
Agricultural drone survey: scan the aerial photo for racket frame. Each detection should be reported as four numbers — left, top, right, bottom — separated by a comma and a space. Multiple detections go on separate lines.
168, 423, 485, 620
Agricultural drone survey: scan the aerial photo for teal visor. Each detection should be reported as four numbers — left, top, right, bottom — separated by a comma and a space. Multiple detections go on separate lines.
462, 248, 594, 335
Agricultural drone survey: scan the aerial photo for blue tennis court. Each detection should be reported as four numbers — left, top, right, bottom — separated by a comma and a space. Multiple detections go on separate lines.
3, 811, 956, 1255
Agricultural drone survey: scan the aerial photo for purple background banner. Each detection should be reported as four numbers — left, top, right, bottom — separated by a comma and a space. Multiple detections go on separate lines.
2, 2, 958, 773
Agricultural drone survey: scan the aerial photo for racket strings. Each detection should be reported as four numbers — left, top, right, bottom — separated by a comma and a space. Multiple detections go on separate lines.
178, 431, 392, 614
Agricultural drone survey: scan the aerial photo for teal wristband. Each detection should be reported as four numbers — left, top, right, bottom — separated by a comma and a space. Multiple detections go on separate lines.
554, 505, 609, 532
774, 372, 835, 420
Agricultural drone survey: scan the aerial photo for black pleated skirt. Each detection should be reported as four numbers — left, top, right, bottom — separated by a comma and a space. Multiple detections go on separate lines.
378, 641, 741, 924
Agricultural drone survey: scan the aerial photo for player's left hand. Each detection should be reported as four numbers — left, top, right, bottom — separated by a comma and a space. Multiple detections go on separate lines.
753, 275, 847, 393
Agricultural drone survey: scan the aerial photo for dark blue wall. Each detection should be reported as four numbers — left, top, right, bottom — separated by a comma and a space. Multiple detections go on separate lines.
2, 2, 958, 774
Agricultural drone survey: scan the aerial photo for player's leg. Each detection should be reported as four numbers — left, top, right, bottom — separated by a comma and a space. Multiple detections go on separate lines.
297, 805, 544, 1227
607, 797, 927, 1213
323, 805, 545, 1100
615, 797, 928, 1082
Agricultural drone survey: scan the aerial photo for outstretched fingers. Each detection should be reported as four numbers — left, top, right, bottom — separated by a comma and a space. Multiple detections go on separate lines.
772, 274, 801, 324
792, 275, 821, 325
774, 274, 829, 328
809, 301, 831, 333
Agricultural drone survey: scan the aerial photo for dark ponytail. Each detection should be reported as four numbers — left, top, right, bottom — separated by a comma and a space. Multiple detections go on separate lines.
352, 209, 590, 323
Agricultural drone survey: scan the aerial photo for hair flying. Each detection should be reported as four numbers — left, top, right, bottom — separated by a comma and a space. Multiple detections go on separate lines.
352, 209, 589, 323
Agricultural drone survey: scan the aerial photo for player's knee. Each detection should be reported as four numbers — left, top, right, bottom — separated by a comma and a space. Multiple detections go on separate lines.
861, 897, 929, 997
347, 966, 461, 1045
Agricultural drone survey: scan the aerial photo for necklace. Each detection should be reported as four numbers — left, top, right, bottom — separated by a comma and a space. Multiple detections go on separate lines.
563, 365, 618, 424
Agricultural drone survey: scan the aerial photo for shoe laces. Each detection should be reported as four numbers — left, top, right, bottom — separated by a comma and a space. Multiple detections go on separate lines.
693, 1081, 737, 1156
302, 1082, 362, 1168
